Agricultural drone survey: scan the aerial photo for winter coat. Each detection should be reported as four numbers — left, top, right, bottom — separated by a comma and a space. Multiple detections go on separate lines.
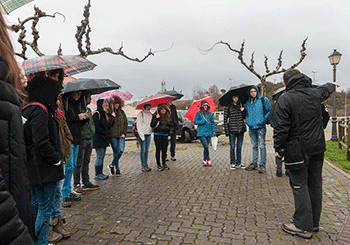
57, 94, 73, 164
224, 103, 246, 135
0, 57, 35, 240
23, 76, 64, 186
245, 85, 271, 130
136, 109, 153, 141
194, 111, 216, 137
273, 73, 335, 155
151, 106, 175, 136
108, 108, 128, 138
0, 168, 34, 245
63, 95, 82, 145
169, 104, 179, 130
93, 99, 110, 149
81, 107, 95, 140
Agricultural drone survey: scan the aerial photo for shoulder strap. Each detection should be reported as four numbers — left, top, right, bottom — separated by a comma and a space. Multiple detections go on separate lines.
22, 102, 49, 119
93, 110, 101, 120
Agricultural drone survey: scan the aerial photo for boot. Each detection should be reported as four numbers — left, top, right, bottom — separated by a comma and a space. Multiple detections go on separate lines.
52, 216, 72, 238
95, 165, 102, 176
48, 225, 63, 243
245, 163, 257, 171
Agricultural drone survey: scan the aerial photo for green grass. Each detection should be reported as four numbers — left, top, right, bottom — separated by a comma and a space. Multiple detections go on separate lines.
325, 140, 350, 174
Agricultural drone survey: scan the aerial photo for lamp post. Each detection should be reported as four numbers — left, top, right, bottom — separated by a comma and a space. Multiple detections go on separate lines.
328, 49, 342, 141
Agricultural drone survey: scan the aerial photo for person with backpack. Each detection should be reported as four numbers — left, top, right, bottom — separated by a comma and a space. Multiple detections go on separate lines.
244, 85, 271, 174
92, 99, 111, 180
224, 93, 247, 170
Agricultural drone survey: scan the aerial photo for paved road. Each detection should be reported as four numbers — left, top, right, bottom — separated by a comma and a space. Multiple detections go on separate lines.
59, 135, 350, 245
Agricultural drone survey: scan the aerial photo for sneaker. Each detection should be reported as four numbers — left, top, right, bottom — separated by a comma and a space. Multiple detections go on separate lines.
82, 182, 99, 190
203, 160, 207, 166
157, 165, 164, 171
68, 193, 81, 202
245, 163, 257, 171
109, 165, 115, 175
171, 157, 176, 161
115, 169, 121, 176
207, 160, 212, 167
72, 184, 86, 195
142, 165, 152, 172
258, 164, 266, 174
282, 223, 313, 239
165, 157, 169, 161
276, 170, 282, 177
94, 173, 109, 180
230, 164, 236, 170
312, 227, 319, 232
238, 164, 246, 169
163, 163, 170, 170
61, 197, 71, 208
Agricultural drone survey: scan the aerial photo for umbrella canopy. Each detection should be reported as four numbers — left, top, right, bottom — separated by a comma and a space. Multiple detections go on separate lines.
61, 78, 121, 95
136, 94, 175, 110
22, 55, 97, 77
0, 0, 33, 14
90, 89, 133, 104
219, 84, 253, 106
159, 89, 184, 100
272, 87, 285, 101
184, 96, 218, 124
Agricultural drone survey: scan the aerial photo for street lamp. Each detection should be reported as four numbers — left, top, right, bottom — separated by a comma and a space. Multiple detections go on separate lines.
328, 49, 342, 141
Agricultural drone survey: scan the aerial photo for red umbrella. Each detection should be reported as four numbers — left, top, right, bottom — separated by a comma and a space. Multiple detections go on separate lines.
136, 94, 175, 110
184, 96, 218, 124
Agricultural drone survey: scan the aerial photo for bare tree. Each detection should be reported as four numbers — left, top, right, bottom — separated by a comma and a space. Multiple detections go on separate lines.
199, 38, 307, 95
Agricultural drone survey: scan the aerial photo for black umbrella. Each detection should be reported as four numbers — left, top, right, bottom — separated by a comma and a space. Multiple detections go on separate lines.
219, 83, 253, 106
272, 87, 285, 101
61, 78, 121, 95
159, 89, 184, 100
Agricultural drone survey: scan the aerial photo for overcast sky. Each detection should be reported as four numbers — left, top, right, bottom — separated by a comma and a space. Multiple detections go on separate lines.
5, 0, 350, 102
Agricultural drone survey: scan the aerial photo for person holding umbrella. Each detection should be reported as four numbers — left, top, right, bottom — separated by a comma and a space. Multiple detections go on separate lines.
224, 93, 247, 169
108, 95, 128, 176
194, 101, 216, 167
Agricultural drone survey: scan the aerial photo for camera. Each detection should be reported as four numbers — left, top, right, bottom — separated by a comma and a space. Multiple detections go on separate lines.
278, 148, 285, 158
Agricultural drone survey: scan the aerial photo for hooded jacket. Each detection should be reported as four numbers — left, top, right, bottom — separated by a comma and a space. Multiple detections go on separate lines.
151, 105, 175, 135
273, 73, 335, 154
224, 101, 246, 135
136, 109, 153, 141
245, 85, 271, 130
63, 94, 82, 145
23, 76, 64, 186
194, 100, 216, 137
93, 99, 110, 149
0, 56, 35, 241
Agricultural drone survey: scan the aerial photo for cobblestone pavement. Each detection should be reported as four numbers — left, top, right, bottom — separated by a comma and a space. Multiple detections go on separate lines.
59, 136, 350, 245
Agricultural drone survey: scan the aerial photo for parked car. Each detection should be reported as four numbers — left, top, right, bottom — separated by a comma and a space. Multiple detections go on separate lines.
176, 110, 224, 143
127, 117, 135, 136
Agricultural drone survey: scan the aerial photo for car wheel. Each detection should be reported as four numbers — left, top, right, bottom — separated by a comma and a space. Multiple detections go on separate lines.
183, 129, 192, 143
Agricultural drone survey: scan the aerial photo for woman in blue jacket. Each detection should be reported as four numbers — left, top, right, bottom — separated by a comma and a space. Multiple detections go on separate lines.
194, 100, 216, 167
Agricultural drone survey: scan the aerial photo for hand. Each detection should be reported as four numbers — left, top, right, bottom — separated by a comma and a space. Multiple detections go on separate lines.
78, 113, 86, 120
121, 134, 125, 138
156, 114, 160, 118
240, 107, 245, 111
333, 81, 340, 87
111, 112, 116, 117
275, 152, 281, 158
168, 136, 171, 140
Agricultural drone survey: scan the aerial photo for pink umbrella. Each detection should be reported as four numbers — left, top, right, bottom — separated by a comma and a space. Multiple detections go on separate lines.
91, 89, 133, 104
184, 96, 218, 124
136, 94, 175, 110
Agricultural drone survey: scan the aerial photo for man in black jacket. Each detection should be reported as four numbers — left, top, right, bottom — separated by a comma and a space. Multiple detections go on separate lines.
273, 69, 339, 239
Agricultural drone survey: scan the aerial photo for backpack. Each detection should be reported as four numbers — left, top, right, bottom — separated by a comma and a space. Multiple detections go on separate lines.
261, 97, 270, 125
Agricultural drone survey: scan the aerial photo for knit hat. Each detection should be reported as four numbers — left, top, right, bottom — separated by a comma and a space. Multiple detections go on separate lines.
200, 100, 210, 108
283, 69, 301, 85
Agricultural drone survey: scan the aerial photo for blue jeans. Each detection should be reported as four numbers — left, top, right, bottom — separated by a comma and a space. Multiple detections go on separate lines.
229, 133, 244, 165
138, 134, 151, 167
95, 148, 107, 167
31, 182, 57, 245
62, 144, 79, 198
199, 136, 211, 161
110, 137, 125, 170
169, 131, 176, 157
51, 179, 63, 219
249, 127, 266, 165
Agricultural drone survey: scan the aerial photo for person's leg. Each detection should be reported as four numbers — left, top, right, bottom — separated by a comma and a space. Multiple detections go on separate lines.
170, 131, 176, 158
276, 156, 283, 176
138, 135, 146, 167
229, 133, 236, 165
249, 129, 258, 164
114, 138, 125, 170
62, 144, 79, 198
74, 140, 87, 186
94, 148, 104, 175
199, 136, 209, 161
110, 138, 118, 168
308, 153, 324, 229
144, 135, 151, 166
236, 133, 244, 166
161, 136, 169, 166
257, 127, 267, 165
82, 140, 93, 185
51, 179, 63, 220
33, 182, 57, 245
154, 135, 162, 166
289, 165, 313, 231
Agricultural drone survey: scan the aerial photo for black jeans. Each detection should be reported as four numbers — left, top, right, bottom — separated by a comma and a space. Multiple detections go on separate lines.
154, 135, 169, 166
73, 139, 92, 186
289, 152, 324, 231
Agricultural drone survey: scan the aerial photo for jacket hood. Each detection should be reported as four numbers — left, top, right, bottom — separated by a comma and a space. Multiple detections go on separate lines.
157, 104, 171, 114
247, 85, 260, 100
285, 73, 312, 91
200, 100, 210, 109
96, 99, 104, 111
26, 76, 63, 112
